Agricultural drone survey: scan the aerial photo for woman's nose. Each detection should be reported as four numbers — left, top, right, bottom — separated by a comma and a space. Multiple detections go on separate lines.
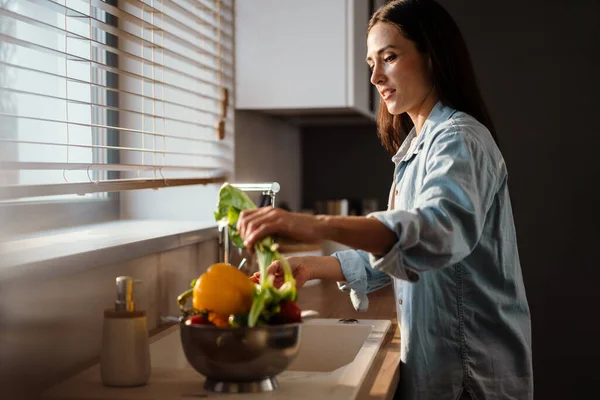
370, 63, 385, 86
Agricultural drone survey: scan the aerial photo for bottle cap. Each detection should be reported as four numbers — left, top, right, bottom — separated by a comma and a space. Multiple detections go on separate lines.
115, 276, 141, 312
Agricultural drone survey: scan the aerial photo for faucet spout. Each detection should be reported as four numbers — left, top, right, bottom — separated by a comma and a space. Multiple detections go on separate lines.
231, 182, 280, 208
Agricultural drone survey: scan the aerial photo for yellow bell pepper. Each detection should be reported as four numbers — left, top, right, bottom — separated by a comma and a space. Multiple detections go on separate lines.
207, 311, 231, 327
192, 263, 255, 316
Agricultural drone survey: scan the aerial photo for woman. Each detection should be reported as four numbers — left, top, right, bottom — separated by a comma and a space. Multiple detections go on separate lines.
238, 1, 533, 399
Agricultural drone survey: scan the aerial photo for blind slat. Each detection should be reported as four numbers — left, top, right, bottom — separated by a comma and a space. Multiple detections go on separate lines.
34, 0, 235, 62
0, 62, 234, 120
0, 33, 233, 100
179, 0, 235, 15
1, 161, 225, 172
106, 0, 233, 48
2, 7, 235, 80
0, 138, 231, 160
0, 113, 234, 144
0, 86, 233, 128
0, 176, 228, 201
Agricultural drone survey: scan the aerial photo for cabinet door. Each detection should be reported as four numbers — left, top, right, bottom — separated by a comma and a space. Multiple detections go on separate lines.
347, 0, 372, 117
369, 0, 388, 117
236, 0, 347, 110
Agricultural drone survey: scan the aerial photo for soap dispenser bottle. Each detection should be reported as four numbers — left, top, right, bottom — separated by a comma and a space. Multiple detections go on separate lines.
100, 276, 151, 387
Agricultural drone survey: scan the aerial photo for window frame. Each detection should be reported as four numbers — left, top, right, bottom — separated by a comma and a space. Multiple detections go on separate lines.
0, 0, 234, 236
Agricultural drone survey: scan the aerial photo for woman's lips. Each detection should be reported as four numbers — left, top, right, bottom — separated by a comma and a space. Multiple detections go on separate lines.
381, 89, 396, 100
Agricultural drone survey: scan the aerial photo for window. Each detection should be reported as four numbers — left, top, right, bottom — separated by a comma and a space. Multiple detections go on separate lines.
0, 0, 235, 233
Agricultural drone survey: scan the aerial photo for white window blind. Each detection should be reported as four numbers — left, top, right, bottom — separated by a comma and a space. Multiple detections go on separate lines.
0, 0, 234, 201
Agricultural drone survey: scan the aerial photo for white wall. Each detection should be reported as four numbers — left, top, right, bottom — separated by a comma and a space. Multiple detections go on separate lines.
120, 183, 222, 222
234, 111, 302, 212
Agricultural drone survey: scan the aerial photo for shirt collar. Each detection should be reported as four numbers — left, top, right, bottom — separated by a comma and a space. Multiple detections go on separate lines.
391, 128, 417, 164
390, 101, 457, 164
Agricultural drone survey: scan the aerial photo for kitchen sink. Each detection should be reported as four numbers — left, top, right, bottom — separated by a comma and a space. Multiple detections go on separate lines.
288, 319, 374, 372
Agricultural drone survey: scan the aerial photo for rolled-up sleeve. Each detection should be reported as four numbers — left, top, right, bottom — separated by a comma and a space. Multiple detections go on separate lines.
332, 249, 392, 311
368, 128, 498, 282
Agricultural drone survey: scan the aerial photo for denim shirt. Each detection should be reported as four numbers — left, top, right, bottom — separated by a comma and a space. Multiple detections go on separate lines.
333, 101, 533, 400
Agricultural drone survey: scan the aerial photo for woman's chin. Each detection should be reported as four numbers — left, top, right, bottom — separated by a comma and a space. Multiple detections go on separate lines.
384, 101, 402, 115
385, 99, 414, 116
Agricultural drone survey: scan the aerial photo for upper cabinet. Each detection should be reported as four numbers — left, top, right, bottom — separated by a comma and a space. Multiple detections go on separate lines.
235, 0, 383, 125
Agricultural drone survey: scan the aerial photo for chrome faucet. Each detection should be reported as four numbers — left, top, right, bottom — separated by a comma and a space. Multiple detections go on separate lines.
218, 182, 281, 265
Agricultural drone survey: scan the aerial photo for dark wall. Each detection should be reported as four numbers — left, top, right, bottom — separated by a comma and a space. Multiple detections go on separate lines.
440, 0, 599, 398
301, 123, 392, 212
302, 0, 599, 398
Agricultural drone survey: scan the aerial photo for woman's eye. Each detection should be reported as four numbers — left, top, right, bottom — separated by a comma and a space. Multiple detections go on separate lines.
384, 55, 396, 63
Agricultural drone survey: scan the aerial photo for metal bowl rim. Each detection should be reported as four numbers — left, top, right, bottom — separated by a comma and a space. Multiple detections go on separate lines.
179, 321, 302, 331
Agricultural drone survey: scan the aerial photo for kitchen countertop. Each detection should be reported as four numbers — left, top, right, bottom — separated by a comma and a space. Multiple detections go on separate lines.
295, 280, 400, 400
275, 238, 324, 254
42, 280, 400, 400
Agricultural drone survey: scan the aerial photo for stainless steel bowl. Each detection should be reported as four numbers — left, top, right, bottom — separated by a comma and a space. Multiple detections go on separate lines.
179, 322, 301, 393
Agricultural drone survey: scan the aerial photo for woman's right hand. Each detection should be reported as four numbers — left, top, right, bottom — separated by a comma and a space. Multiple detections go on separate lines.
237, 207, 323, 251
250, 258, 312, 289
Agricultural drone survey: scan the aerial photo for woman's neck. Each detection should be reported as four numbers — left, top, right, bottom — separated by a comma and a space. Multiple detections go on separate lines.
407, 89, 439, 136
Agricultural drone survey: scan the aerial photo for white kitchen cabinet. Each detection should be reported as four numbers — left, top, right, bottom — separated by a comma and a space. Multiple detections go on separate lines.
235, 0, 380, 123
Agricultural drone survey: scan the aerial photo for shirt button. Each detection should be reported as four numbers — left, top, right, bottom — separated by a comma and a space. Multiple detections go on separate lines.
398, 299, 403, 305
395, 189, 399, 196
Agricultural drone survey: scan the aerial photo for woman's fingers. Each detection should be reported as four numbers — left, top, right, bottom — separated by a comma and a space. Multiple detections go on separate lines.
237, 207, 322, 253
250, 261, 286, 288
237, 207, 275, 242
244, 222, 280, 249
238, 207, 288, 249
266, 260, 283, 276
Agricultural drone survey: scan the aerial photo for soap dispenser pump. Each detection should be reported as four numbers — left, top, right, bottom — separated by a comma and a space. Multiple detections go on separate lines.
100, 276, 151, 387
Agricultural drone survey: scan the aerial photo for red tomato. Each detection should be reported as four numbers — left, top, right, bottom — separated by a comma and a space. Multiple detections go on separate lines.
185, 314, 212, 326
275, 300, 302, 324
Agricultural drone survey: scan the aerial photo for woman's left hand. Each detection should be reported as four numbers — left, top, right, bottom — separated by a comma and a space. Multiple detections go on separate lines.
237, 207, 323, 250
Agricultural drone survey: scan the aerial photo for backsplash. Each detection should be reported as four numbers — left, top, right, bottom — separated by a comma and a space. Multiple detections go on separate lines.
234, 111, 302, 212
0, 239, 218, 400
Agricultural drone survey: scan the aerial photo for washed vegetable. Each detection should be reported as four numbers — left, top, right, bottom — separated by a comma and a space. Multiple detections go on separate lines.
177, 263, 254, 322
185, 313, 211, 326
191, 263, 255, 316
176, 183, 301, 328
272, 300, 303, 324
207, 311, 231, 327
228, 313, 249, 327
214, 183, 298, 327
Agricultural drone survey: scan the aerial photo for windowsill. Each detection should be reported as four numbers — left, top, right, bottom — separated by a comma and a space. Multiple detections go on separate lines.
0, 220, 219, 283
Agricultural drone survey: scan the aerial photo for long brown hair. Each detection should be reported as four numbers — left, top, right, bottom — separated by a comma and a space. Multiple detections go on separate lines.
368, 0, 498, 153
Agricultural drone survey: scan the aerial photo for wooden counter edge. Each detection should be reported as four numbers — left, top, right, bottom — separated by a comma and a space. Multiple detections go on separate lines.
278, 243, 323, 254
356, 319, 401, 400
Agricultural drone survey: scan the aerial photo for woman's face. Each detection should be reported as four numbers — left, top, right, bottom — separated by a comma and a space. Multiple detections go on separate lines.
366, 22, 433, 115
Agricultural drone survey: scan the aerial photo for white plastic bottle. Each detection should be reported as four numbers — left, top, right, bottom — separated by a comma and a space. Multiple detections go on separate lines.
100, 276, 151, 387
